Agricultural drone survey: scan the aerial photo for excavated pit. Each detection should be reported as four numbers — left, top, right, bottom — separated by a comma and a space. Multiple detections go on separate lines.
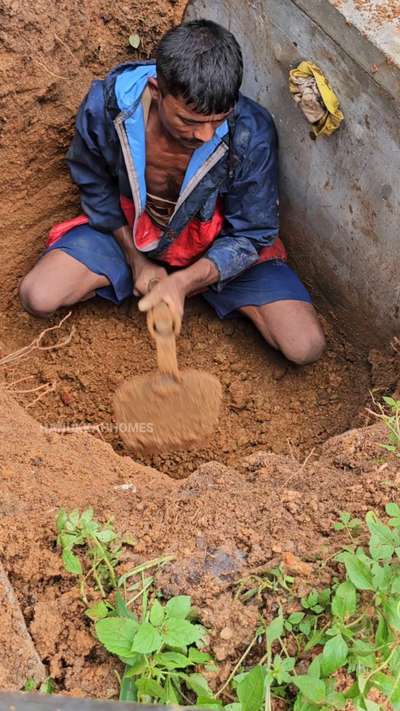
0, 0, 399, 700
0, 0, 380, 478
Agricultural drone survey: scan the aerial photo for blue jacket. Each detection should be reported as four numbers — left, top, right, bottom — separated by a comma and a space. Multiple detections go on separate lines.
67, 61, 280, 289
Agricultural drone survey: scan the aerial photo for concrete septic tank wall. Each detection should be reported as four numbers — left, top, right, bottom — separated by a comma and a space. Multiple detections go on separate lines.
185, 0, 400, 346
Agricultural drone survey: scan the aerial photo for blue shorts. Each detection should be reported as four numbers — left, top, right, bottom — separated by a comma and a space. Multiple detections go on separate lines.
45, 224, 311, 318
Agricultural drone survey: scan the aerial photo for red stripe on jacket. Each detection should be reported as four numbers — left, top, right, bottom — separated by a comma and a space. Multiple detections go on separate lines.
47, 196, 287, 265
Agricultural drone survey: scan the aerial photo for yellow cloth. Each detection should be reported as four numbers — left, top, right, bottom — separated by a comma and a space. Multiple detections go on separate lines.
289, 61, 344, 136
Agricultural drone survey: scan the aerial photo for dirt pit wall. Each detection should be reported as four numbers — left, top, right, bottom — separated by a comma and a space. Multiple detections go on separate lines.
0, 0, 185, 315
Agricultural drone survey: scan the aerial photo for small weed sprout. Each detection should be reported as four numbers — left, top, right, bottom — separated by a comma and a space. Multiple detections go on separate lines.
56, 507, 122, 602
368, 395, 400, 458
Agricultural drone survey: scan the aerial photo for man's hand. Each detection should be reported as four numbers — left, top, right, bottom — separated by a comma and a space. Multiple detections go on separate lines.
138, 272, 187, 323
132, 261, 168, 297
138, 257, 219, 322
112, 225, 169, 296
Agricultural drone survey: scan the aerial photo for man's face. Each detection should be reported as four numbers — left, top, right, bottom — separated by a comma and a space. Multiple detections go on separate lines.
149, 78, 232, 149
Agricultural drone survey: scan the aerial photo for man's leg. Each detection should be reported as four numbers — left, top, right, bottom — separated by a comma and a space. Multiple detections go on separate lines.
20, 249, 110, 317
202, 260, 326, 365
239, 300, 325, 365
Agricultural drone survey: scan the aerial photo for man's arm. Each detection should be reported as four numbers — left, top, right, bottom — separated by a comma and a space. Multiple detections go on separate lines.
67, 80, 127, 233
205, 130, 279, 290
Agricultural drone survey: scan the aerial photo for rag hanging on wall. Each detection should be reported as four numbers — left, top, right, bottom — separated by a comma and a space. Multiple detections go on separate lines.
289, 61, 344, 137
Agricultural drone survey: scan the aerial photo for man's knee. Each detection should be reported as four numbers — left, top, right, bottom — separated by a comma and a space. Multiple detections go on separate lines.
283, 327, 326, 366
19, 276, 58, 318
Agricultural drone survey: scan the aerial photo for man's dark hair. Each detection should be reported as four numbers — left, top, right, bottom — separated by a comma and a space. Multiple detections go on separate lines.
156, 19, 243, 115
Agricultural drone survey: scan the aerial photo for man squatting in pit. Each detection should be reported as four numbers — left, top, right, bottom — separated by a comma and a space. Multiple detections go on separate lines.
20, 20, 326, 365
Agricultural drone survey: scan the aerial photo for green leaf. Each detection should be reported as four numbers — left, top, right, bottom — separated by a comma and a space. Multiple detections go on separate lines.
340, 512, 351, 524
39, 678, 56, 695
165, 595, 192, 619
23, 678, 38, 692
334, 522, 345, 531
85, 601, 109, 621
288, 611, 305, 625
154, 652, 191, 669
96, 617, 138, 657
383, 598, 400, 631
389, 646, 400, 676
62, 549, 82, 575
123, 655, 147, 676
185, 672, 213, 698
97, 529, 116, 543
366, 511, 397, 560
308, 655, 321, 678
136, 678, 165, 700
162, 618, 204, 647
321, 634, 348, 676
331, 581, 357, 620
188, 647, 212, 664
114, 591, 137, 620
237, 666, 266, 711
350, 640, 376, 669
294, 675, 326, 704
375, 615, 391, 647
336, 551, 374, 590
165, 677, 180, 704
119, 673, 137, 702
150, 599, 165, 626
372, 671, 396, 697
386, 502, 400, 517
68, 509, 80, 528
131, 622, 162, 654
55, 509, 67, 533
128, 33, 141, 49
266, 614, 284, 644
80, 507, 94, 526
326, 691, 346, 708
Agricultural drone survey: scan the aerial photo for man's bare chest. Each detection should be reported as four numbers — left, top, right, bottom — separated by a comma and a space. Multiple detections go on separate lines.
145, 139, 192, 202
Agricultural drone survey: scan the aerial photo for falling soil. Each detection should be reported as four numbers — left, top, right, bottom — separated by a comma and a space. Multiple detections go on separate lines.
113, 305, 222, 453
0, 0, 400, 703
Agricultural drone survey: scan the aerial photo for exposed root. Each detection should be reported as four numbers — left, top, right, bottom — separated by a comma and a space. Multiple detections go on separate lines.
31, 56, 70, 81
281, 447, 317, 489
25, 382, 56, 409
391, 336, 400, 354
0, 312, 75, 366
5, 376, 35, 390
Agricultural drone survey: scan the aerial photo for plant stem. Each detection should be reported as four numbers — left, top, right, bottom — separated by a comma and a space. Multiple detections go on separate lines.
216, 631, 259, 698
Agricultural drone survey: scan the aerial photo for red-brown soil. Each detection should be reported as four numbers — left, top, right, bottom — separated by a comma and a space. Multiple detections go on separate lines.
0, 0, 399, 703
0, 387, 399, 699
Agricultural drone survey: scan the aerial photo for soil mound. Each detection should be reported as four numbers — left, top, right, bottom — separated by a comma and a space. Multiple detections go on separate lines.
0, 386, 398, 695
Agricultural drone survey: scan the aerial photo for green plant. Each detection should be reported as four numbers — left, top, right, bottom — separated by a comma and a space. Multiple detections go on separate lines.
234, 565, 294, 603
95, 593, 215, 705
56, 505, 400, 710
369, 396, 400, 458
23, 677, 56, 694
333, 511, 362, 540
56, 507, 123, 602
